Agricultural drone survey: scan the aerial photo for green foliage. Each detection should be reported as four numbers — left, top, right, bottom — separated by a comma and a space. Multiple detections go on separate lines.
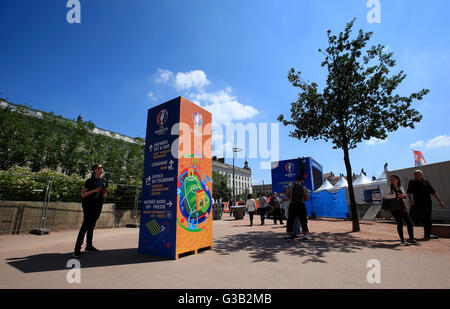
0, 166, 84, 202
0, 166, 142, 204
0, 102, 145, 183
212, 171, 231, 202
278, 18, 429, 150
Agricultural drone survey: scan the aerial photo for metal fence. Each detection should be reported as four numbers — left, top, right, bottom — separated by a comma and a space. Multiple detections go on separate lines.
0, 174, 142, 235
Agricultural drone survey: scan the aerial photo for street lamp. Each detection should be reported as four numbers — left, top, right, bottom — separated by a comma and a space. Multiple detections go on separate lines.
232, 146, 242, 202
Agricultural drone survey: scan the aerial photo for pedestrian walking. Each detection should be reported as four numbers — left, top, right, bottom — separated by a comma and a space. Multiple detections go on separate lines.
286, 176, 310, 241
269, 192, 283, 225
387, 175, 417, 245
258, 193, 267, 225
245, 194, 256, 226
281, 193, 301, 238
229, 199, 234, 217
407, 170, 445, 240
73, 164, 108, 257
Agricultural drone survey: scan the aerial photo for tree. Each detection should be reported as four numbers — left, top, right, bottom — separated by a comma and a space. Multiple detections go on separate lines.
0, 101, 145, 184
278, 19, 429, 232
212, 171, 232, 203
0, 105, 35, 170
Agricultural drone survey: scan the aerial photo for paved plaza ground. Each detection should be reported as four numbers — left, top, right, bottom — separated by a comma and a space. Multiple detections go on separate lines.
0, 215, 449, 289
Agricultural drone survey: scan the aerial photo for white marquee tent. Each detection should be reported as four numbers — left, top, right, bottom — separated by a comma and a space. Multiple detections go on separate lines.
315, 179, 335, 192
334, 175, 348, 188
353, 172, 373, 186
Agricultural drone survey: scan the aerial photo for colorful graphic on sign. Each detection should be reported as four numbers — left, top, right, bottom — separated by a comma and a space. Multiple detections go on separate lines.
192, 112, 203, 128
177, 165, 212, 232
157, 109, 168, 125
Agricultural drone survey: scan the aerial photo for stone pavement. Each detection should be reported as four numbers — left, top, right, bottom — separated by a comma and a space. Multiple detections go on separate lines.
0, 216, 449, 289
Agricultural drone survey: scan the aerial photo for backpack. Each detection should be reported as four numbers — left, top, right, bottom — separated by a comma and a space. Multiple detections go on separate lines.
291, 182, 304, 204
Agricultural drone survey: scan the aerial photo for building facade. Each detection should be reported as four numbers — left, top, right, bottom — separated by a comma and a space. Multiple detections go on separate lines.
252, 184, 272, 197
212, 157, 252, 197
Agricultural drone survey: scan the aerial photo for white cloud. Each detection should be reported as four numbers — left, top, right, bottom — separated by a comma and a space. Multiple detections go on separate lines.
147, 91, 157, 101
410, 140, 424, 149
366, 137, 388, 146
426, 135, 450, 149
150, 69, 258, 126
190, 88, 259, 125
174, 70, 210, 91
155, 69, 174, 84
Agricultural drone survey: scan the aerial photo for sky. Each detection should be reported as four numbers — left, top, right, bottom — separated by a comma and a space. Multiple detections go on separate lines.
0, 0, 449, 185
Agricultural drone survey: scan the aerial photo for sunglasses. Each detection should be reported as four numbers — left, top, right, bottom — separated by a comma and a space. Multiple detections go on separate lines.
96, 166, 104, 170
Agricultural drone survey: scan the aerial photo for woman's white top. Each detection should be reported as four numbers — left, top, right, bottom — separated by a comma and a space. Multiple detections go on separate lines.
246, 199, 257, 212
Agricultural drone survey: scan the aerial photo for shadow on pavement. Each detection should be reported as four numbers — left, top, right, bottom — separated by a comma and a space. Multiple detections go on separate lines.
213, 231, 402, 264
6, 248, 166, 273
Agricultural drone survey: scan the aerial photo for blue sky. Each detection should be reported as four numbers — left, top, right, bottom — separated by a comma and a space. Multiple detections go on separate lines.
0, 0, 449, 185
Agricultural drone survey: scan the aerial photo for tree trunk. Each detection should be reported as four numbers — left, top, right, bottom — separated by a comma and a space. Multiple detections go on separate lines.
343, 145, 360, 232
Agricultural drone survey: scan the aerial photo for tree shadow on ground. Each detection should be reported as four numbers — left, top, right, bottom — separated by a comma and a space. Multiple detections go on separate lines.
6, 248, 166, 273
213, 230, 402, 264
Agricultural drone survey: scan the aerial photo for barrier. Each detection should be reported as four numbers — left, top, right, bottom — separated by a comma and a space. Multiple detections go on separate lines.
305, 188, 349, 219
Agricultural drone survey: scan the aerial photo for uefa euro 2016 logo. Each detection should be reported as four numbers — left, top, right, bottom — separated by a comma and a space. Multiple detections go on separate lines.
285, 162, 294, 173
285, 162, 295, 177
192, 112, 202, 128
157, 109, 168, 126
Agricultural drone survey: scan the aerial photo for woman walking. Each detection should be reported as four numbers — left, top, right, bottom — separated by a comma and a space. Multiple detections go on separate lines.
389, 175, 417, 246
245, 194, 257, 226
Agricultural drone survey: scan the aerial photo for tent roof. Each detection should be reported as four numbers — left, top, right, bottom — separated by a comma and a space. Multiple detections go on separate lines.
334, 175, 348, 188
375, 170, 387, 182
315, 179, 334, 192
374, 163, 390, 183
353, 172, 373, 186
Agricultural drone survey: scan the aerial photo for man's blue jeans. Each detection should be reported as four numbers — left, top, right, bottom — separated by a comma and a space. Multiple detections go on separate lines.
260, 207, 267, 225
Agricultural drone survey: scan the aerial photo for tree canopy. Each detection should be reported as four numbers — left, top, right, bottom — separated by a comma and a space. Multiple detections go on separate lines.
0, 102, 145, 184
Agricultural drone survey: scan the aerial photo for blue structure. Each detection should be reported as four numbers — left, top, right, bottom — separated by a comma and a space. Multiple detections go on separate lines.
271, 157, 324, 194
306, 189, 349, 219
271, 157, 348, 219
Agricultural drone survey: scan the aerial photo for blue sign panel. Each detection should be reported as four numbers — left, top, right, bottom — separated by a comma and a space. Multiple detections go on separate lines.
271, 157, 323, 193
271, 158, 300, 195
138, 98, 180, 259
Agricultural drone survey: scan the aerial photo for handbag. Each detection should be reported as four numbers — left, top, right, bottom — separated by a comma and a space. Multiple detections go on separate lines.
381, 188, 402, 211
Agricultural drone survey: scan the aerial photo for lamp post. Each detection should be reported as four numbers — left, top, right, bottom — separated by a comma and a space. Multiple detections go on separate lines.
232, 146, 242, 202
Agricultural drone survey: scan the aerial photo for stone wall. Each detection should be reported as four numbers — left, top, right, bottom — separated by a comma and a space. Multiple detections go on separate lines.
0, 201, 140, 235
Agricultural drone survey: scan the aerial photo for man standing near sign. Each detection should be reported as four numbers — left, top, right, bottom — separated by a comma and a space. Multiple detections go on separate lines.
73, 164, 107, 257
286, 176, 310, 241
407, 170, 445, 240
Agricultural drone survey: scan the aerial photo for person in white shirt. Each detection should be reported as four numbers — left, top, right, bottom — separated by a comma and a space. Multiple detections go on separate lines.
245, 194, 257, 226
258, 193, 267, 225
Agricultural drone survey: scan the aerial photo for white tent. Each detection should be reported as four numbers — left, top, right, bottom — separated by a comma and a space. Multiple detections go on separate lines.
334, 175, 348, 188
315, 179, 334, 192
353, 172, 373, 186
374, 163, 389, 183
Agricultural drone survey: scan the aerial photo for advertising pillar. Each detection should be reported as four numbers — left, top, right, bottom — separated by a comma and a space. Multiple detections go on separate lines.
138, 97, 213, 260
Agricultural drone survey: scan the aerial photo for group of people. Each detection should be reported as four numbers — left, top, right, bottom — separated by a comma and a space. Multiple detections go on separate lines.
245, 176, 311, 241
73, 164, 445, 257
243, 170, 445, 246
388, 170, 445, 245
